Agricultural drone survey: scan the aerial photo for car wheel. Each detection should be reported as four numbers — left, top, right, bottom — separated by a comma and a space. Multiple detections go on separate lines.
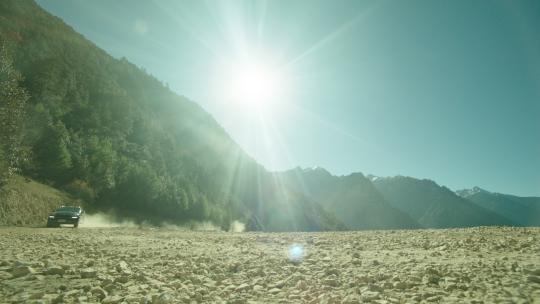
74, 219, 79, 228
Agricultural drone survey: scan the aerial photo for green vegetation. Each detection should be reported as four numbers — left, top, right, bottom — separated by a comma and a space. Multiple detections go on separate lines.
0, 175, 77, 226
0, 46, 29, 186
0, 0, 341, 231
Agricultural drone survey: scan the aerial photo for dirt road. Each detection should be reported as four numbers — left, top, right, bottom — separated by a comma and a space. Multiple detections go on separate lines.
0, 227, 539, 303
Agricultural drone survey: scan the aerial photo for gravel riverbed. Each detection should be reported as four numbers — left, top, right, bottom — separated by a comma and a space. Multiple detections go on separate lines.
0, 227, 539, 303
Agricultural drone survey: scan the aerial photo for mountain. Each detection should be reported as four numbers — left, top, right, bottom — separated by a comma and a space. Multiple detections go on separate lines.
371, 176, 515, 228
0, 0, 341, 231
457, 187, 540, 226
277, 168, 420, 229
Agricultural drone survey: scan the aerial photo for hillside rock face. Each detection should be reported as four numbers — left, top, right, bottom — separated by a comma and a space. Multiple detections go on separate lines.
372, 176, 515, 228
278, 168, 420, 229
457, 187, 540, 226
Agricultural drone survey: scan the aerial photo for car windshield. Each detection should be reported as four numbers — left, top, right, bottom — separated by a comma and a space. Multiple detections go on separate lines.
56, 207, 80, 213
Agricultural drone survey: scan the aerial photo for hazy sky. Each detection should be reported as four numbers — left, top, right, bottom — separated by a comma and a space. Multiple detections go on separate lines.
36, 0, 540, 196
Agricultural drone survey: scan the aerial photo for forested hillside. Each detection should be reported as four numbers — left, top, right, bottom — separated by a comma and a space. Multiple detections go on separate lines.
0, 0, 341, 231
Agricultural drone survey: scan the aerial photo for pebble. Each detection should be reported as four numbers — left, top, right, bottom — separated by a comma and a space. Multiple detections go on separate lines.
527, 275, 540, 284
45, 266, 65, 275
12, 266, 35, 278
102, 295, 123, 304
0, 227, 537, 303
91, 286, 107, 299
80, 268, 97, 278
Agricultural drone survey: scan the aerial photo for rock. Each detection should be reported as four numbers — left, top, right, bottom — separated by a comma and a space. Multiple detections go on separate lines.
394, 281, 408, 290
423, 274, 440, 285
45, 266, 65, 275
342, 294, 361, 304
295, 280, 308, 290
114, 275, 130, 283
324, 268, 339, 276
324, 278, 339, 287
80, 268, 97, 278
13, 260, 29, 267
271, 279, 287, 288
124, 294, 144, 303
29, 291, 45, 299
0, 271, 13, 280
528, 275, 540, 284
361, 291, 380, 301
12, 265, 35, 278
63, 289, 82, 298
235, 283, 251, 292
153, 292, 173, 304
116, 260, 132, 274
426, 295, 442, 302
90, 286, 107, 300
42, 293, 62, 303
367, 283, 383, 292
102, 295, 124, 304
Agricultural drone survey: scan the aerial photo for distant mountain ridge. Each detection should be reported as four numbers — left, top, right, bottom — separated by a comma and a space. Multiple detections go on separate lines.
278, 169, 537, 229
371, 176, 516, 228
457, 187, 540, 226
277, 168, 420, 230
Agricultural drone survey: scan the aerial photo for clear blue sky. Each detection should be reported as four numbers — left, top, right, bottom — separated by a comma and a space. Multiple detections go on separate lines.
36, 0, 540, 196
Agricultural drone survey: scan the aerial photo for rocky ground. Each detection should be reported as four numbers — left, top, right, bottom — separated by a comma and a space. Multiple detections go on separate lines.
0, 227, 539, 304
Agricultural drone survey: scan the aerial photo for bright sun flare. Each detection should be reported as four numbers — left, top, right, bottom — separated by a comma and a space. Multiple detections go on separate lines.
227, 61, 281, 110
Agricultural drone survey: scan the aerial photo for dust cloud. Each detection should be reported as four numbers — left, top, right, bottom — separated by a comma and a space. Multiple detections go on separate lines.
79, 213, 137, 228
80, 212, 245, 232
229, 220, 245, 232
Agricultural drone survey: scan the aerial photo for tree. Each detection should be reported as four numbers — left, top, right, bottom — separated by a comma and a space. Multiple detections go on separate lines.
34, 122, 72, 184
0, 46, 29, 186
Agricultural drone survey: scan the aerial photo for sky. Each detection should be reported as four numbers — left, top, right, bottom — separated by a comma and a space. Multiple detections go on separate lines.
36, 0, 540, 196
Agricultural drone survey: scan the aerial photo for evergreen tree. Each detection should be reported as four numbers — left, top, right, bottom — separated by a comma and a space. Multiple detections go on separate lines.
34, 122, 72, 183
0, 46, 29, 186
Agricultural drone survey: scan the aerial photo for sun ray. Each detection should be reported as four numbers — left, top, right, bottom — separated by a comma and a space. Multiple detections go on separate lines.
286, 4, 378, 67
152, 0, 225, 60
256, 0, 268, 48
254, 110, 300, 231
287, 102, 380, 151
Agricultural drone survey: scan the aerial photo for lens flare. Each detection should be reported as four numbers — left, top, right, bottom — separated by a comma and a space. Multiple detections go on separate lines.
288, 243, 306, 263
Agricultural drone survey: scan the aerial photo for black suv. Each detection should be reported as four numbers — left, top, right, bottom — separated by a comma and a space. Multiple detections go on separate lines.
47, 206, 84, 228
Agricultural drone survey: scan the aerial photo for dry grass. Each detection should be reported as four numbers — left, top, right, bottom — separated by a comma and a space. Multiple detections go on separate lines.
0, 175, 80, 226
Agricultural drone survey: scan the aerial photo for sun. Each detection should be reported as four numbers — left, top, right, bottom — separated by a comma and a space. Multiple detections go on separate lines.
225, 59, 284, 111
232, 63, 276, 104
